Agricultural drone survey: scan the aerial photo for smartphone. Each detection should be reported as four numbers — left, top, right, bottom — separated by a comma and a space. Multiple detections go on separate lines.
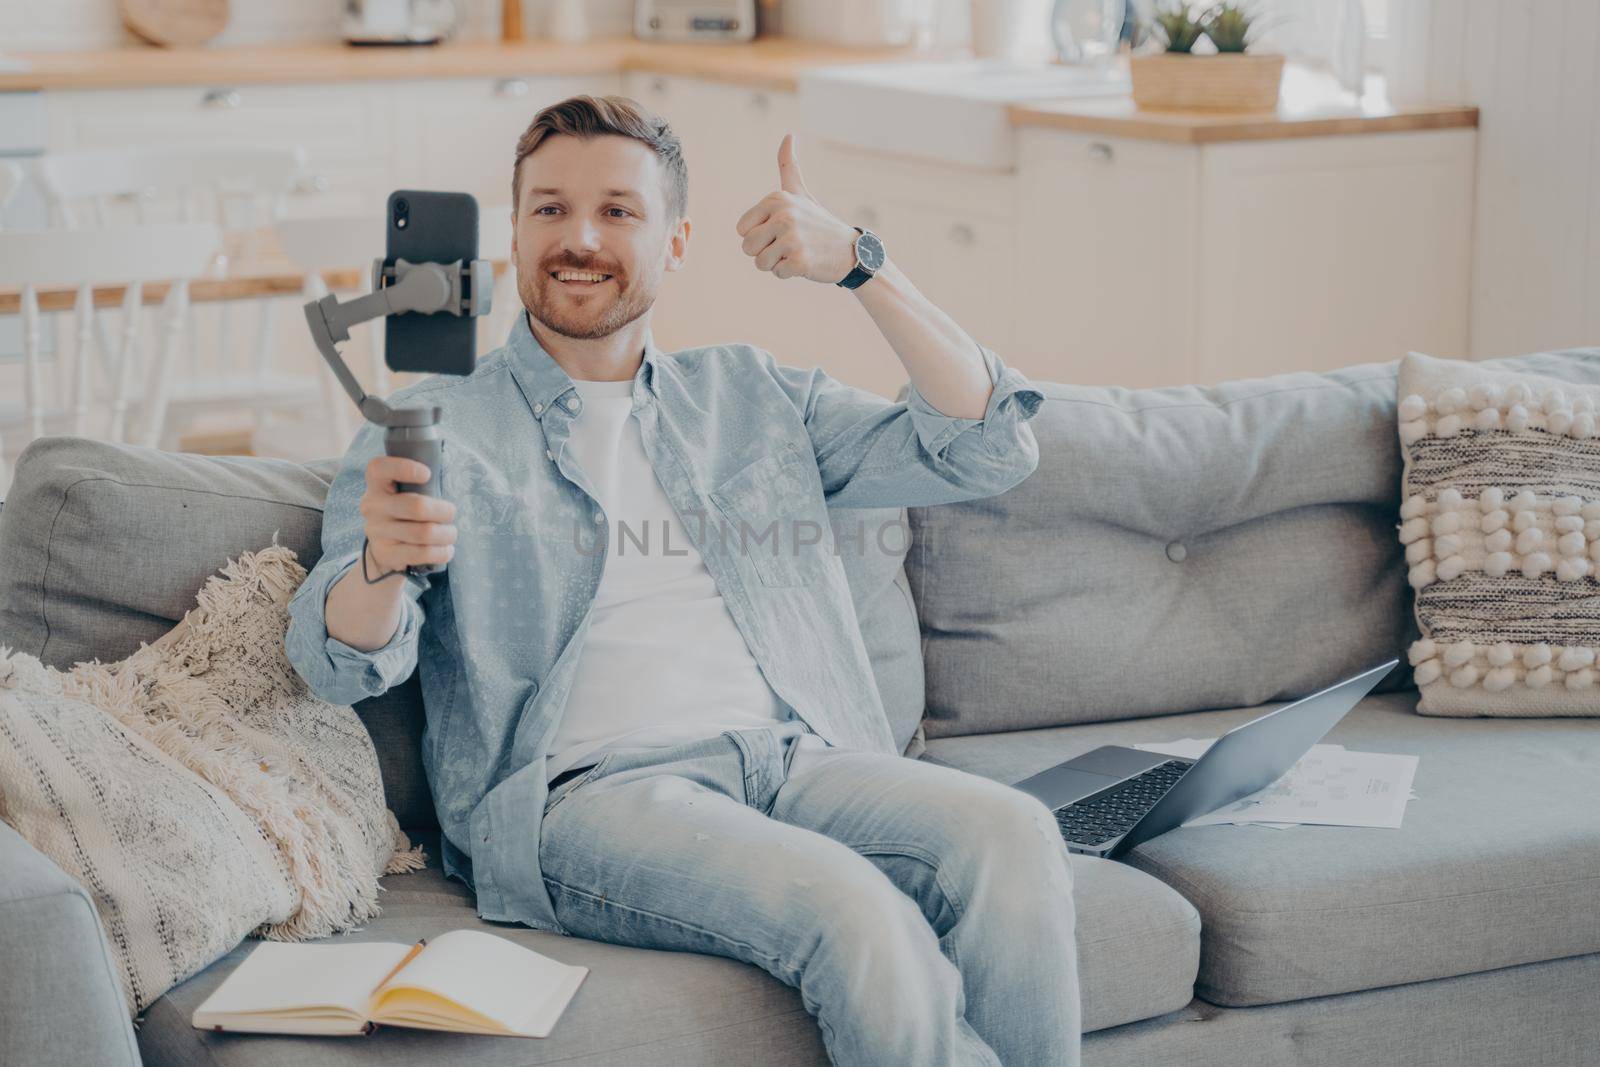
384, 189, 478, 376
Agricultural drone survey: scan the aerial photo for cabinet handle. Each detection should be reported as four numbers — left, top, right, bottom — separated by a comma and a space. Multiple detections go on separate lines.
495, 78, 530, 98
948, 222, 976, 246
1086, 141, 1114, 162
200, 88, 241, 109
292, 174, 329, 195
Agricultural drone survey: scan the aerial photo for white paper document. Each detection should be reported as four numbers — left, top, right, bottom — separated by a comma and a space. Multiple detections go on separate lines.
1129, 738, 1419, 830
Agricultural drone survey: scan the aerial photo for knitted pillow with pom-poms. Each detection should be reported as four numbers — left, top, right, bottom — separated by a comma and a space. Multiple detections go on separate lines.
1397, 350, 1600, 716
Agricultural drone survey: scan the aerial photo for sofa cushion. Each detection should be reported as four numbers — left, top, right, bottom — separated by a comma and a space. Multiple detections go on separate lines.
132, 824, 1198, 1065
1396, 349, 1600, 715
0, 436, 435, 831
920, 689, 1600, 1006
907, 348, 1600, 739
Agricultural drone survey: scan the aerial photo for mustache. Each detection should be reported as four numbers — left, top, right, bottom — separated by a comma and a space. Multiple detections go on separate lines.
541, 255, 623, 277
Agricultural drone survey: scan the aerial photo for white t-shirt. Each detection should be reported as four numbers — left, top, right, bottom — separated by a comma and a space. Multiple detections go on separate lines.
545, 375, 831, 783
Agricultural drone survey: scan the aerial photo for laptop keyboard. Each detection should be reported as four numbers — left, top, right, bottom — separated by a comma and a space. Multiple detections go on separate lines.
1053, 759, 1191, 846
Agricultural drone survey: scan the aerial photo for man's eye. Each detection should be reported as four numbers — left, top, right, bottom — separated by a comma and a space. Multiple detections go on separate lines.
535, 205, 561, 216
607, 208, 632, 218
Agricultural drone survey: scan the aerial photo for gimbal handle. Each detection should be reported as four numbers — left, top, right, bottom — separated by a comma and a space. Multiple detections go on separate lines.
303, 256, 493, 577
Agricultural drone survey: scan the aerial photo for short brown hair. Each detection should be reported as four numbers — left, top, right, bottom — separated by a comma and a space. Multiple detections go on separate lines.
511, 94, 688, 219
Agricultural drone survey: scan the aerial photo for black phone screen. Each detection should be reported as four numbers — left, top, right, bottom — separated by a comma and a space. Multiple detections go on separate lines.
384, 189, 479, 377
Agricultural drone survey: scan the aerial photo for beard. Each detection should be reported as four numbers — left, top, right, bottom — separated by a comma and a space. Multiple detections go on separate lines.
519, 251, 657, 341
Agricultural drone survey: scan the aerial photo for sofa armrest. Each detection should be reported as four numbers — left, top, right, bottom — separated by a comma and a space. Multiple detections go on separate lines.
0, 823, 141, 1066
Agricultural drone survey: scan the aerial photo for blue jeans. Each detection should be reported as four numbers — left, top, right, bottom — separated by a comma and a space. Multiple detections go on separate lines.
539, 723, 1083, 1066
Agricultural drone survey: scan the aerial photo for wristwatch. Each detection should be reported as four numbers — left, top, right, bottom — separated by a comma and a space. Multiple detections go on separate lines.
837, 227, 886, 290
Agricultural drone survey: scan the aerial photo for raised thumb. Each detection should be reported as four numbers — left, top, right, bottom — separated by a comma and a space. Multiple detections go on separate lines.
777, 133, 811, 197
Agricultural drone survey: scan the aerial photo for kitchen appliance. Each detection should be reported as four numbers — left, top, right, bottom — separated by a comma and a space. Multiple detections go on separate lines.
635, 0, 757, 42
343, 0, 457, 47
783, 0, 921, 46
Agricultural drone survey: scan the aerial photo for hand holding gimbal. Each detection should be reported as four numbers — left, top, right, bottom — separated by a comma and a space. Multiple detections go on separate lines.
304, 244, 492, 578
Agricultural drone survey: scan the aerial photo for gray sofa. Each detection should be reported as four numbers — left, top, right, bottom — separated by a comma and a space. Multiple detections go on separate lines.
3, 349, 1599, 1067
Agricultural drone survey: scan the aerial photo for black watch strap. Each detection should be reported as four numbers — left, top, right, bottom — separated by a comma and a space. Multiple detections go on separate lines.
837, 227, 874, 290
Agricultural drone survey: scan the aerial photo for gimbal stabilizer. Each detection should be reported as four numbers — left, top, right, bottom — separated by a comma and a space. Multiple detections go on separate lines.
303, 256, 493, 576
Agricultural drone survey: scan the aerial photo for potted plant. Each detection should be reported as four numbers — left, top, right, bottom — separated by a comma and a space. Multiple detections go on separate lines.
1130, 1, 1285, 111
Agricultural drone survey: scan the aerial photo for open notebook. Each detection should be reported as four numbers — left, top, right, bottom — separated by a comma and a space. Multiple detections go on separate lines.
192, 929, 588, 1038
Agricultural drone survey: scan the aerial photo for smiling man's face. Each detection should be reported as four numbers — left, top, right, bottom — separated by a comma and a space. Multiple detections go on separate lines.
512, 133, 688, 341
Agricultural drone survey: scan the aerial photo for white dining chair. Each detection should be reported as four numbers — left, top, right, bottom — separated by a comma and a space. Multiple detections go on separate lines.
0, 161, 23, 225
272, 214, 390, 449
33, 145, 333, 451
0, 223, 220, 493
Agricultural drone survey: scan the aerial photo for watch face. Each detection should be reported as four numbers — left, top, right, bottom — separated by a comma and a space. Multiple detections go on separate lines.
856, 230, 886, 272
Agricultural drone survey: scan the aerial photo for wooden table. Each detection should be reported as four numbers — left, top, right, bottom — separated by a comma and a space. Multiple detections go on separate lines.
0, 227, 510, 314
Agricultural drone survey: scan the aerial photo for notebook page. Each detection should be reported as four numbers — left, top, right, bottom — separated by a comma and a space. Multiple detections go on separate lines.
377, 929, 585, 1033
197, 941, 414, 1018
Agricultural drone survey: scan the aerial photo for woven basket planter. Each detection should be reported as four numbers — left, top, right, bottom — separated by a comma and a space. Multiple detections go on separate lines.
1130, 52, 1285, 111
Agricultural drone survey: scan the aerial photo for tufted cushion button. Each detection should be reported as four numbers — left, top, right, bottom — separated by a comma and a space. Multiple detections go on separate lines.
1166, 540, 1187, 563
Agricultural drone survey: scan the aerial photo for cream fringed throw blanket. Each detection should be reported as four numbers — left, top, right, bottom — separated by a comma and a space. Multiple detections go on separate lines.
0, 542, 424, 1014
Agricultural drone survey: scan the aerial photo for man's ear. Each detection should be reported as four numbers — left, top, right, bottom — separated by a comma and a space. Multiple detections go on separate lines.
664, 214, 691, 273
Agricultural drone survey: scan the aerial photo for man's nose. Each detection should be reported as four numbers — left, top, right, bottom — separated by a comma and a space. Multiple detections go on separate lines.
562, 215, 602, 254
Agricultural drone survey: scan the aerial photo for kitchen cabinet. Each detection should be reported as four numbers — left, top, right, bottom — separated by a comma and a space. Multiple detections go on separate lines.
814, 145, 1019, 361
1012, 126, 1475, 387
1014, 131, 1199, 387
626, 73, 907, 398
20, 58, 1478, 400
391, 74, 601, 209
43, 83, 396, 217
42, 75, 613, 220
1190, 131, 1474, 383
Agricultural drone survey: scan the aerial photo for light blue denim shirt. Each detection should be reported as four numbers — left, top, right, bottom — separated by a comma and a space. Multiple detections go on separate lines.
285, 311, 1045, 934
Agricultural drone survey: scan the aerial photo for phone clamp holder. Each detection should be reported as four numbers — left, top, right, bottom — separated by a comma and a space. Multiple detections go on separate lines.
303, 256, 493, 577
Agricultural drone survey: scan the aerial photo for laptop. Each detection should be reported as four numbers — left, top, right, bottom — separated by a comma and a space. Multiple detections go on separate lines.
1012, 659, 1400, 860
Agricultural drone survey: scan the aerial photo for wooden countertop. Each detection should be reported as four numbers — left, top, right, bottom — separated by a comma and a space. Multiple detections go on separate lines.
0, 38, 1476, 143
0, 36, 940, 94
1010, 64, 1478, 143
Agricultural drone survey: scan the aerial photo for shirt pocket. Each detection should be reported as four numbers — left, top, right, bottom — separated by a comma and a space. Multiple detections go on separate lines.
709, 444, 830, 589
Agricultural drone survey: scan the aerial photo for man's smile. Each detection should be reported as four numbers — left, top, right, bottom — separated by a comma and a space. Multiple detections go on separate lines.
551, 269, 614, 287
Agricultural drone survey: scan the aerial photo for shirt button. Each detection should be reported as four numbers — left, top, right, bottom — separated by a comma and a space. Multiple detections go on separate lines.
593, 512, 604, 524
566, 396, 580, 413
545, 449, 554, 461
533, 402, 544, 415
1166, 540, 1187, 563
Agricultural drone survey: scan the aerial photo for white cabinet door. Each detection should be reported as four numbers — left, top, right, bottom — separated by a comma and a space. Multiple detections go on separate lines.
1014, 129, 1199, 388
809, 145, 1020, 398
390, 74, 606, 210
45, 84, 394, 218
1194, 129, 1475, 382
625, 74, 906, 396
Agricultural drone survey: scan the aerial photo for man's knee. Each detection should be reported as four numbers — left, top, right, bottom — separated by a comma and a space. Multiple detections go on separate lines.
955, 785, 1076, 894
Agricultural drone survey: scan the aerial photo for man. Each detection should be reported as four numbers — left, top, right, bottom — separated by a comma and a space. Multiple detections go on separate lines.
286, 95, 1080, 1066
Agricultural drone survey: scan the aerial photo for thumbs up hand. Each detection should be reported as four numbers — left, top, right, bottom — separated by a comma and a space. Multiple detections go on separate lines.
735, 133, 861, 284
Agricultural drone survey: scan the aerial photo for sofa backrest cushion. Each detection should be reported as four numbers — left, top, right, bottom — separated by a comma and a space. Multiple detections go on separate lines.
0, 436, 436, 830
906, 349, 1600, 739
